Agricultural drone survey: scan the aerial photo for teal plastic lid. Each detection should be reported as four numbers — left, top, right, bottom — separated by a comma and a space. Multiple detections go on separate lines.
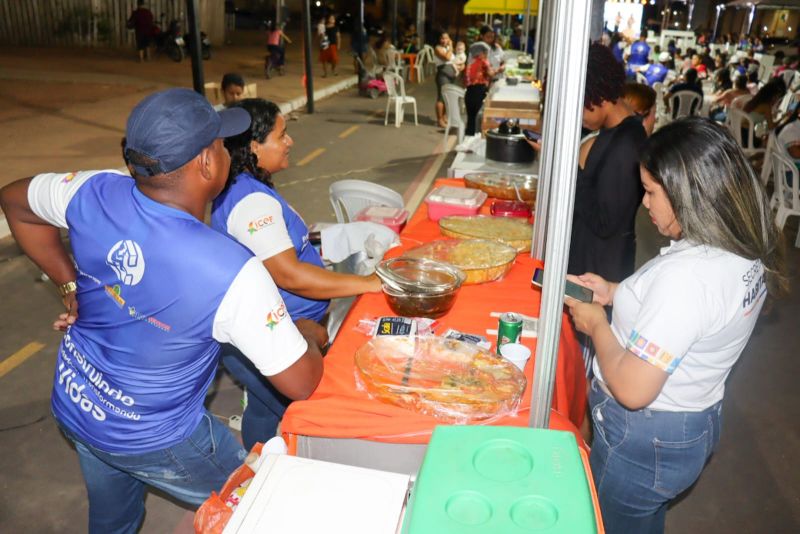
403, 426, 597, 533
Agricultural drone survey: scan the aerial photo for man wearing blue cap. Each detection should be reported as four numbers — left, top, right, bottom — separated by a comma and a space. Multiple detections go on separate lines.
0, 88, 326, 533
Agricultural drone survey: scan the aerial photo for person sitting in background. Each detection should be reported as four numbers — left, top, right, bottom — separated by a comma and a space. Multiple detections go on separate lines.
710, 74, 749, 123
742, 78, 787, 146
691, 53, 708, 79
643, 52, 671, 86
214, 73, 246, 111
628, 34, 650, 71
401, 23, 419, 54
211, 99, 381, 449
566, 116, 786, 534
777, 106, 800, 173
623, 83, 657, 136
374, 34, 395, 68
664, 68, 703, 115
712, 66, 733, 96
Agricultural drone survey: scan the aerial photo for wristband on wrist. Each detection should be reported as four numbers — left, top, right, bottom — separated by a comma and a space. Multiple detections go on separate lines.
57, 280, 77, 297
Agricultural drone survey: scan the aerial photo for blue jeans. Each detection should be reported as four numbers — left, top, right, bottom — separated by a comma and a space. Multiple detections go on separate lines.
59, 411, 246, 534
589, 379, 722, 534
221, 345, 290, 450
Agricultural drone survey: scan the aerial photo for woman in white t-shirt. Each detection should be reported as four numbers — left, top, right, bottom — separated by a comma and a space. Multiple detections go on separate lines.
565, 117, 786, 533
210, 98, 382, 449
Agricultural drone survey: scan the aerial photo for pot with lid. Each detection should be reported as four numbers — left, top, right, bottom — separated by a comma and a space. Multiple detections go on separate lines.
485, 119, 536, 164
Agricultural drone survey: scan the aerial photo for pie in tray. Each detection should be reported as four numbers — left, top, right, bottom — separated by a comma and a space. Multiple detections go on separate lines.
354, 336, 527, 423
439, 215, 533, 252
404, 239, 517, 284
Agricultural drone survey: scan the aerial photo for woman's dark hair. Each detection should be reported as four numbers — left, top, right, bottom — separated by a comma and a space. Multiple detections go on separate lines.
714, 67, 732, 91
622, 82, 656, 115
584, 42, 625, 108
743, 78, 786, 113
640, 117, 787, 296
734, 74, 747, 90
684, 67, 698, 85
224, 98, 282, 189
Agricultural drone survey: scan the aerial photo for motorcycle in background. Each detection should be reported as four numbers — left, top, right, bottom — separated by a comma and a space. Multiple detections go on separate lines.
152, 16, 184, 62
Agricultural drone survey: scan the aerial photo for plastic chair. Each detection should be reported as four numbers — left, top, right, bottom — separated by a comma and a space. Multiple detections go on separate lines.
730, 94, 751, 110
770, 150, 800, 248
329, 179, 405, 223
760, 132, 780, 186
668, 90, 703, 120
441, 84, 466, 146
726, 107, 765, 158
383, 72, 418, 128
413, 45, 434, 83
387, 50, 409, 80
781, 69, 797, 90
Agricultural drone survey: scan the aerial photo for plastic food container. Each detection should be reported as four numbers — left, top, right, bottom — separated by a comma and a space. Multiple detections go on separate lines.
490, 200, 532, 219
382, 285, 460, 319
355, 206, 409, 234
439, 215, 533, 253
425, 186, 488, 222
404, 239, 517, 285
354, 336, 527, 422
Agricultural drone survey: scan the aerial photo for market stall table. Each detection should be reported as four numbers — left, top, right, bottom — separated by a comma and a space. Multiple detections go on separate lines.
281, 178, 587, 475
447, 137, 540, 178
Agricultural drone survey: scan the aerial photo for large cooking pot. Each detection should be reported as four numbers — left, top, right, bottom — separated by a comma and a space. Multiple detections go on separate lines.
485, 120, 536, 164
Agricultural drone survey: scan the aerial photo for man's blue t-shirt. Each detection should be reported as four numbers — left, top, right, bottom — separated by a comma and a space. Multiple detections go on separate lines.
629, 41, 650, 67
52, 172, 254, 453
644, 63, 668, 85
211, 173, 329, 323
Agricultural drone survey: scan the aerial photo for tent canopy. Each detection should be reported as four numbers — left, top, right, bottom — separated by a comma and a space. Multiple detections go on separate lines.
463, 0, 539, 16
725, 0, 800, 7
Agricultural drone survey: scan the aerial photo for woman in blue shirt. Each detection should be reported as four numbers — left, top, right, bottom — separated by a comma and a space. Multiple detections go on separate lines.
212, 98, 381, 448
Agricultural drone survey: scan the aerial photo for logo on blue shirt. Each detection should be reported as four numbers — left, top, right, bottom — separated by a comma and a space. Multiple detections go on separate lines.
106, 240, 145, 285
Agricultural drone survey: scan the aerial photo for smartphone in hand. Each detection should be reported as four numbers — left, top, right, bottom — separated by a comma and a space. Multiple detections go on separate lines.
523, 129, 542, 142
531, 268, 593, 303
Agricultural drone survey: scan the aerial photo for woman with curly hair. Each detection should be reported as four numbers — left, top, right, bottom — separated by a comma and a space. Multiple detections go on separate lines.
211, 98, 380, 448
571, 43, 646, 283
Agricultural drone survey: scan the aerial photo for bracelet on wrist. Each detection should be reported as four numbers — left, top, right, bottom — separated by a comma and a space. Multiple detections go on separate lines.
57, 280, 77, 297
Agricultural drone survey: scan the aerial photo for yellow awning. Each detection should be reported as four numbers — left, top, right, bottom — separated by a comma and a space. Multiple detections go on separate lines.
463, 0, 539, 16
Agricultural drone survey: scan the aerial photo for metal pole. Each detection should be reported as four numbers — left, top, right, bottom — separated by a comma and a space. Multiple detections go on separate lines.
303, 0, 314, 113
686, 0, 695, 31
186, 0, 204, 94
391, 0, 398, 46
523, 0, 532, 54
529, 0, 593, 429
417, 0, 426, 50
531, 0, 550, 259
276, 0, 283, 28
745, 5, 756, 36
712, 5, 723, 44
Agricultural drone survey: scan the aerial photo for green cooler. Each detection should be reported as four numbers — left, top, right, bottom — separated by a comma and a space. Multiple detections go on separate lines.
402, 426, 599, 533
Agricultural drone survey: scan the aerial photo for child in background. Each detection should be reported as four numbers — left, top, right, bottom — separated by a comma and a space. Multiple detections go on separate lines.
453, 41, 467, 72
214, 73, 246, 111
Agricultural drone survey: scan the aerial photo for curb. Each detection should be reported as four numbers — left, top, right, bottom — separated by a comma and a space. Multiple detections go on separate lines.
0, 75, 359, 241
277, 75, 358, 116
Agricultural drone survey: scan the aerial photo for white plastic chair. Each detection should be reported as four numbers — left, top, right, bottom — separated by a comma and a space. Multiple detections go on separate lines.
441, 84, 466, 146
413, 45, 434, 83
760, 132, 780, 186
770, 150, 800, 247
329, 179, 405, 223
781, 69, 797, 89
635, 71, 648, 85
387, 50, 409, 80
776, 91, 796, 119
668, 90, 703, 120
730, 94, 751, 110
726, 107, 765, 158
383, 72, 418, 128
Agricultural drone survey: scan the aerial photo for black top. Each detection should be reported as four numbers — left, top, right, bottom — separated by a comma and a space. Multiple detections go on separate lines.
325, 25, 339, 45
568, 115, 646, 283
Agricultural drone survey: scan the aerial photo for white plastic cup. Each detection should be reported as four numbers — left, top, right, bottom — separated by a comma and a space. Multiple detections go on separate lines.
500, 343, 532, 371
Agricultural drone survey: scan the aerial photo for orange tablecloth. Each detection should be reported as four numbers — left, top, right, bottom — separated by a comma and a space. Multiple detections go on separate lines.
281, 178, 587, 445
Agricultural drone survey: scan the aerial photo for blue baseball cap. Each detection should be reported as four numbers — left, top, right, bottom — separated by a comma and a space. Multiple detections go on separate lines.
125, 88, 250, 176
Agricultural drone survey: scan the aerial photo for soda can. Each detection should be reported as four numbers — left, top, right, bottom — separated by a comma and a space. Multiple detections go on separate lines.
497, 312, 523, 354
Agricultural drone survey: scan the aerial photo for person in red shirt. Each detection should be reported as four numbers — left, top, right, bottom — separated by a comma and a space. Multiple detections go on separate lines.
464, 45, 497, 135
127, 1, 155, 62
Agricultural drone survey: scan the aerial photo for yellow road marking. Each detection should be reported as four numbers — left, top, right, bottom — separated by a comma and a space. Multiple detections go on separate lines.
0, 342, 46, 379
296, 147, 326, 166
338, 125, 359, 139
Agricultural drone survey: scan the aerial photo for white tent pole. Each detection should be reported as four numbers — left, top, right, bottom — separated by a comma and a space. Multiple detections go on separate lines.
416, 0, 425, 48
712, 4, 723, 43
529, 0, 593, 429
746, 5, 756, 36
